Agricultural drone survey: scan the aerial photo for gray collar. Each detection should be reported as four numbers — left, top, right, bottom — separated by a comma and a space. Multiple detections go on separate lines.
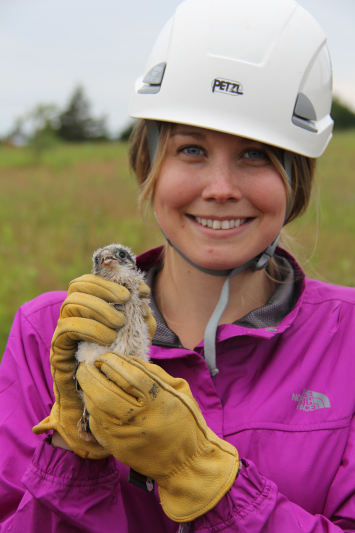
146, 255, 297, 348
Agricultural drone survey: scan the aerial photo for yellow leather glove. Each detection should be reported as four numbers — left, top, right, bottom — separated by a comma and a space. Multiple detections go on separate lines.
33, 274, 156, 460
76, 353, 239, 522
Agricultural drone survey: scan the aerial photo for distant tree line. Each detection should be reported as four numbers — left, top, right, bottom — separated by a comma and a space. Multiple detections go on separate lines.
118, 122, 136, 142
331, 97, 355, 130
6, 86, 109, 146
55, 86, 108, 142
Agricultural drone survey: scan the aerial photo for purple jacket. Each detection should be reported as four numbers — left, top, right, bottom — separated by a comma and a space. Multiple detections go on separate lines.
1, 247, 355, 532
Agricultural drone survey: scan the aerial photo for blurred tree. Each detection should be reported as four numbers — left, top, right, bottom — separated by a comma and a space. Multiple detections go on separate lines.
118, 121, 136, 142
56, 86, 108, 142
28, 104, 60, 162
331, 97, 355, 130
4, 104, 59, 162
4, 117, 27, 147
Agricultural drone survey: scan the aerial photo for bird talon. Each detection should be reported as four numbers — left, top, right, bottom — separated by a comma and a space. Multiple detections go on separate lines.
77, 407, 97, 442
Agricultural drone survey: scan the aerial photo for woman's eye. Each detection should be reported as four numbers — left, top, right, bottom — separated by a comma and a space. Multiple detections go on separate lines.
243, 149, 267, 161
180, 145, 205, 157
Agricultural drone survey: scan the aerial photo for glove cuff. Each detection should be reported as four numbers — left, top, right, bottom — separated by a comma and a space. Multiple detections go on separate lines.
32, 405, 110, 461
158, 438, 239, 523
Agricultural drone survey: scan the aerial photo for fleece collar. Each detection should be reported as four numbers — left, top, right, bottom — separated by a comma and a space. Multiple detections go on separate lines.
137, 246, 305, 349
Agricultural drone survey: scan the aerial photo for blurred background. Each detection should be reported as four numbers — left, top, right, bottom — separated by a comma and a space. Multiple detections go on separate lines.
0, 0, 354, 356
1, 0, 355, 138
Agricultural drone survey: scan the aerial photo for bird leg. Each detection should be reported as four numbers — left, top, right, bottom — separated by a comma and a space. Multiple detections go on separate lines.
77, 406, 97, 443
74, 362, 98, 443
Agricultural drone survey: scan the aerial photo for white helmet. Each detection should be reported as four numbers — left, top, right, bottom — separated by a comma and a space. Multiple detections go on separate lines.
130, 0, 333, 157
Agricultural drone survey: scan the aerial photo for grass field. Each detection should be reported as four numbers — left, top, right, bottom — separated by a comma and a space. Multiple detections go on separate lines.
0, 132, 354, 357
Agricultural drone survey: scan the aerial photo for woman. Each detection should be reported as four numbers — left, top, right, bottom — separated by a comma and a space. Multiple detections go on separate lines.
1, 0, 354, 531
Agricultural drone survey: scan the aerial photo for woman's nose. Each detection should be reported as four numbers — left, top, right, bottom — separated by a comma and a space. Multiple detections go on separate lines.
201, 161, 242, 203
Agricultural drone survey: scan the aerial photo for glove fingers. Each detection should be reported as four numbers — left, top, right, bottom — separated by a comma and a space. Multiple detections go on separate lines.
99, 355, 208, 432
138, 281, 151, 298
52, 318, 119, 355
77, 361, 145, 415
94, 354, 161, 396
68, 274, 131, 303
139, 303, 157, 340
145, 313, 157, 340
61, 293, 125, 329
99, 353, 194, 399
87, 356, 193, 429
95, 358, 156, 403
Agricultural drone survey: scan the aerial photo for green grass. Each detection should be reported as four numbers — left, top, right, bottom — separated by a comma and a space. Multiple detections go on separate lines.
0, 133, 354, 357
286, 131, 355, 286
0, 141, 163, 357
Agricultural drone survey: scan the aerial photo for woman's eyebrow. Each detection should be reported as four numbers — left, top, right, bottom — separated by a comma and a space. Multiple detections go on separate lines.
171, 130, 263, 146
171, 130, 206, 141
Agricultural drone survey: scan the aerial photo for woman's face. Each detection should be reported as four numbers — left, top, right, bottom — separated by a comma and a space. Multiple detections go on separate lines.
153, 125, 287, 271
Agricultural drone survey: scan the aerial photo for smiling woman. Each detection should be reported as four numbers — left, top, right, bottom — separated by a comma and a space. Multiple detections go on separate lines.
146, 126, 291, 348
153, 127, 287, 270
131, 121, 315, 226
0, 0, 355, 532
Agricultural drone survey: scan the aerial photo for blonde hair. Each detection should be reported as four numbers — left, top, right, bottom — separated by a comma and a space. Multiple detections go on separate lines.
129, 119, 316, 226
129, 120, 174, 215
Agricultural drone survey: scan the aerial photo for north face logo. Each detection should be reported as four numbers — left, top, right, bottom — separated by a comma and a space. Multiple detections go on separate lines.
292, 389, 331, 411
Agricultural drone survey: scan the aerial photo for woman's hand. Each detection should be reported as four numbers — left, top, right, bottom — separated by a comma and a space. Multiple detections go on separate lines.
76, 353, 239, 522
51, 430, 73, 451
33, 274, 155, 460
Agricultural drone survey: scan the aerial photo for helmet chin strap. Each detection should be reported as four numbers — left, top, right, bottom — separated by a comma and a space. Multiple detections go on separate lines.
148, 121, 293, 377
156, 218, 280, 376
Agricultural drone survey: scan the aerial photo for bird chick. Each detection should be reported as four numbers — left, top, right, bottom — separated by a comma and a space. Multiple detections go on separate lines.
75, 243, 151, 442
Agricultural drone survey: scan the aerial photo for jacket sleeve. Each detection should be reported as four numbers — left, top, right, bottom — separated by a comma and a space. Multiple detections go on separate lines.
0, 298, 129, 533
193, 419, 355, 532
19, 439, 127, 533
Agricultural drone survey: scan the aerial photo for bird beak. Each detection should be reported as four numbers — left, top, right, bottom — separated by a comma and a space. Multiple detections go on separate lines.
100, 251, 116, 265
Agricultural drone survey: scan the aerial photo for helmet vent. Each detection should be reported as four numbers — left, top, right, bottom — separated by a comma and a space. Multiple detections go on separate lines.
138, 63, 166, 94
292, 92, 318, 133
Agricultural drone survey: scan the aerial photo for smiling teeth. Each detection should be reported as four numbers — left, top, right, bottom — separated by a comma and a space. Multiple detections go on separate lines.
196, 217, 247, 229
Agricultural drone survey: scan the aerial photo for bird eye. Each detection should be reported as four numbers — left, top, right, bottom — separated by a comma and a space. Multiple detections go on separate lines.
95, 256, 100, 264
119, 251, 126, 259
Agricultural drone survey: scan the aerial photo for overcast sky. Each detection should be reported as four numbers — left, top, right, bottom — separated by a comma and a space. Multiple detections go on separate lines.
1, 0, 354, 137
